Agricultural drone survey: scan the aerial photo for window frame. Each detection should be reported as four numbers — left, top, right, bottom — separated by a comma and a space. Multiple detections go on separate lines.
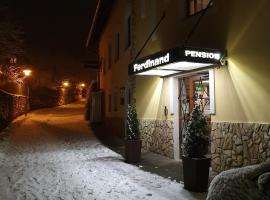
108, 43, 112, 69
114, 33, 120, 62
125, 16, 131, 50
108, 93, 112, 112
187, 0, 212, 16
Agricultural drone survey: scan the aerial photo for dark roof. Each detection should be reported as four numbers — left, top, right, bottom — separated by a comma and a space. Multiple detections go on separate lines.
86, 0, 115, 47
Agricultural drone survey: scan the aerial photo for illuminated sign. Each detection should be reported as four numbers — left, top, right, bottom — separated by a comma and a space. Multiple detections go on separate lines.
128, 46, 226, 75
184, 50, 220, 60
133, 53, 170, 72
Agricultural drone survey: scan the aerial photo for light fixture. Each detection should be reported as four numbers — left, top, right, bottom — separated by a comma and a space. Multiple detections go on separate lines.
80, 83, 85, 87
23, 69, 32, 77
63, 81, 69, 87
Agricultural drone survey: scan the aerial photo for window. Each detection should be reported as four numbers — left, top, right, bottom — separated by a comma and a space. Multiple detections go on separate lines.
108, 93, 112, 112
108, 43, 112, 69
115, 33, 120, 62
140, 0, 145, 18
113, 91, 118, 112
149, 0, 157, 40
102, 57, 106, 74
125, 16, 131, 49
188, 0, 211, 15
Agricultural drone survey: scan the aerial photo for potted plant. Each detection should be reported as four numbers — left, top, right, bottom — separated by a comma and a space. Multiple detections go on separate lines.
125, 104, 141, 163
182, 106, 211, 192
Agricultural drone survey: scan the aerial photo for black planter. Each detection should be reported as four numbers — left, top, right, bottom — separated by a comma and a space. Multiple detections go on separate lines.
125, 139, 142, 163
182, 155, 211, 192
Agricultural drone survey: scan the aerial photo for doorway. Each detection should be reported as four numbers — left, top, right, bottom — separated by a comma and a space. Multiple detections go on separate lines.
178, 71, 211, 157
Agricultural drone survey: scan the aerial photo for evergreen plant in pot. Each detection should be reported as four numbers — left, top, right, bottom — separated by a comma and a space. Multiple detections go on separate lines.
182, 106, 211, 192
125, 104, 141, 163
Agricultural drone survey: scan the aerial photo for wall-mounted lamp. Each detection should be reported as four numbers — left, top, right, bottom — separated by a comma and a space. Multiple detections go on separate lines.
63, 81, 69, 87
23, 69, 32, 77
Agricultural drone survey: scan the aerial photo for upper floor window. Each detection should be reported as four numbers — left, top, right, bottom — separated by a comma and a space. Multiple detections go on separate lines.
108, 93, 112, 112
140, 0, 145, 18
125, 16, 131, 49
115, 33, 120, 62
102, 57, 106, 74
108, 43, 112, 69
113, 91, 118, 112
188, 0, 211, 15
149, 0, 157, 40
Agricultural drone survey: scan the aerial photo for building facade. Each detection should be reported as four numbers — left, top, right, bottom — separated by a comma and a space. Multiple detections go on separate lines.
87, 0, 270, 173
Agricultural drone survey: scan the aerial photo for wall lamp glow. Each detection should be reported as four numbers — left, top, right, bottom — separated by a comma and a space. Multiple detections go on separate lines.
63, 81, 69, 87
23, 69, 32, 77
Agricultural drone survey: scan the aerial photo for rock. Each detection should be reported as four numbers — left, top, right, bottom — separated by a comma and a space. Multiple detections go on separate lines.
215, 139, 222, 148
211, 143, 216, 154
242, 136, 249, 141
243, 142, 250, 159
259, 143, 264, 153
234, 136, 243, 145
223, 135, 233, 150
237, 155, 243, 166
235, 145, 243, 154
224, 150, 232, 157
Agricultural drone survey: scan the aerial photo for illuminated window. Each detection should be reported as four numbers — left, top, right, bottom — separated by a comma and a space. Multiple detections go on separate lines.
188, 0, 211, 15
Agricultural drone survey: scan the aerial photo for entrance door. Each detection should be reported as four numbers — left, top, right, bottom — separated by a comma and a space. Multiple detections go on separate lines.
178, 72, 210, 157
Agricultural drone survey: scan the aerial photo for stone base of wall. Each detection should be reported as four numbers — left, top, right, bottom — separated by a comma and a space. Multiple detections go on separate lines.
211, 122, 270, 173
139, 119, 174, 158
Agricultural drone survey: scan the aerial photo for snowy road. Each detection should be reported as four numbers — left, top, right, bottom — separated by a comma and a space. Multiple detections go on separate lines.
0, 101, 205, 200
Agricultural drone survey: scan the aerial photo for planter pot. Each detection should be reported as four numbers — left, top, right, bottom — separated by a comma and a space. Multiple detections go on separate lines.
125, 139, 142, 163
182, 155, 211, 192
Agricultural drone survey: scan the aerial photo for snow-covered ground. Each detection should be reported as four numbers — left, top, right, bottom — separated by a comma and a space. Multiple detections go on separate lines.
0, 101, 205, 200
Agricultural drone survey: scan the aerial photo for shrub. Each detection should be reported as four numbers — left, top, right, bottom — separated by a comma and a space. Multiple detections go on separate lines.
182, 106, 210, 158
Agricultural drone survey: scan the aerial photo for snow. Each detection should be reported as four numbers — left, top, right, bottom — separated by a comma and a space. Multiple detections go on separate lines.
0, 102, 205, 200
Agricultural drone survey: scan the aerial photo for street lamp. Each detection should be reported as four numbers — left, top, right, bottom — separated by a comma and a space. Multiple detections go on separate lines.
23, 69, 32, 116
23, 69, 32, 77
63, 81, 69, 87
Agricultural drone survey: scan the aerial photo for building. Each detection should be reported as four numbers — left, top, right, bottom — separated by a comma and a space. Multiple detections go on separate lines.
87, 0, 270, 173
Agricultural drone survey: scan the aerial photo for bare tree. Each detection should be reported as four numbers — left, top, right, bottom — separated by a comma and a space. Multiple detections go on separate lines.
0, 4, 25, 83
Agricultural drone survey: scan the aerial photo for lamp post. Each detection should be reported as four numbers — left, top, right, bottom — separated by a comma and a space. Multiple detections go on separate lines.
23, 69, 32, 116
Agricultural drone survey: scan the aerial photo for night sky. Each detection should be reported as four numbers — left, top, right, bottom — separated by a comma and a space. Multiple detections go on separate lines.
8, 0, 97, 83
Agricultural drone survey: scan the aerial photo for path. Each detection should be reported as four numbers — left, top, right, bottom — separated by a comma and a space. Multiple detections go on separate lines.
0, 101, 205, 200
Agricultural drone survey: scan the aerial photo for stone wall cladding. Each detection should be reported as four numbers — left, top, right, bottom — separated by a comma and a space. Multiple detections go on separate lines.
211, 122, 270, 173
0, 89, 27, 131
139, 119, 174, 158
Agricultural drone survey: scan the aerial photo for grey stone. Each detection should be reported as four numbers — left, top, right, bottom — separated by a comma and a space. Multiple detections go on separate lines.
223, 135, 233, 150
243, 142, 250, 159
235, 145, 243, 154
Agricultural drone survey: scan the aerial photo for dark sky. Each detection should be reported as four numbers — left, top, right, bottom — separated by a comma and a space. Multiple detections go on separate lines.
8, 0, 97, 82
